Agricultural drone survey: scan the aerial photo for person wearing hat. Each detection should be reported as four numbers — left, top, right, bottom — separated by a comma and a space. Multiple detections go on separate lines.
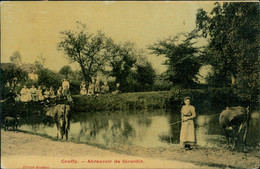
180, 96, 196, 149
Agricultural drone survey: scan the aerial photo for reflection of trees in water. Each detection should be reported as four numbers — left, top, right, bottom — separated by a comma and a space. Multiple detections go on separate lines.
137, 118, 152, 126
167, 111, 181, 144
21, 111, 54, 128
76, 114, 154, 147
127, 117, 152, 145
78, 115, 106, 142
246, 116, 259, 146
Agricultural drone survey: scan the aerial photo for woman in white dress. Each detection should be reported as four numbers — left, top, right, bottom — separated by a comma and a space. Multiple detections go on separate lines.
80, 82, 87, 95
180, 96, 196, 149
49, 86, 56, 98
37, 86, 44, 101
87, 82, 94, 96
20, 85, 30, 102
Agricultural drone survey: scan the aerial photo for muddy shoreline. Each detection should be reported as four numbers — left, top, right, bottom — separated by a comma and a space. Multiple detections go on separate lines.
1, 129, 259, 169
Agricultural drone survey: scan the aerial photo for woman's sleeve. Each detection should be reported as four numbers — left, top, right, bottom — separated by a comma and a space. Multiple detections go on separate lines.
190, 106, 196, 119
181, 106, 184, 120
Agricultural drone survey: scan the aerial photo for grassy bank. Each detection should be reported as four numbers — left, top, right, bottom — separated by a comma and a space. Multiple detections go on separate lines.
2, 88, 256, 118
71, 91, 170, 112
71, 88, 257, 113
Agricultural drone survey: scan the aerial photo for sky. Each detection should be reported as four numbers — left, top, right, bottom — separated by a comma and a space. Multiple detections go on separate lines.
1, 1, 215, 75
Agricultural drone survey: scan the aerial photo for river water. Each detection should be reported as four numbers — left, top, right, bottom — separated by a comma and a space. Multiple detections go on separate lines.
19, 108, 259, 148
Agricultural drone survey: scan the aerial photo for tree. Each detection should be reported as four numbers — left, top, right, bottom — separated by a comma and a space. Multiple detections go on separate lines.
57, 22, 109, 83
35, 62, 63, 90
196, 2, 260, 102
0, 63, 28, 97
59, 65, 73, 79
148, 32, 202, 88
10, 51, 22, 64
105, 41, 137, 92
135, 57, 156, 91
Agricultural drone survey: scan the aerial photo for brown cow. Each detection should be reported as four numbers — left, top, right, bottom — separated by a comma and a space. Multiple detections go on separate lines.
219, 106, 250, 151
46, 104, 70, 140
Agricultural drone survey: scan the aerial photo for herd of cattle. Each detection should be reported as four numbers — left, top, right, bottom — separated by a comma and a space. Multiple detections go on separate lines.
4, 105, 251, 151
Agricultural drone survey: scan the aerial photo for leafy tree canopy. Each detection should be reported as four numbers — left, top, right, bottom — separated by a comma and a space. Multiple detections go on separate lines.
0, 63, 28, 93
59, 65, 73, 79
148, 32, 202, 88
196, 2, 260, 102
57, 21, 110, 83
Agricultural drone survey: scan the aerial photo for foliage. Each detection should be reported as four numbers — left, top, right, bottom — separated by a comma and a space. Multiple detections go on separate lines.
166, 87, 241, 112
148, 32, 202, 88
57, 22, 156, 93
104, 41, 156, 92
153, 73, 173, 91
105, 41, 137, 92
71, 91, 169, 112
35, 63, 63, 90
0, 63, 28, 93
135, 58, 156, 92
57, 22, 110, 83
196, 2, 260, 102
59, 65, 73, 79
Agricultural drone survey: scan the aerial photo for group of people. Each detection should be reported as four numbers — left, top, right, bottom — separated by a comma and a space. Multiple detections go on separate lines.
19, 85, 55, 102
16, 78, 73, 104
79, 77, 105, 96
14, 77, 121, 104
80, 77, 120, 96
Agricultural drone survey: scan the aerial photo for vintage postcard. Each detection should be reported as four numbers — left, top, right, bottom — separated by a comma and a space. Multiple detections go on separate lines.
1, 1, 259, 169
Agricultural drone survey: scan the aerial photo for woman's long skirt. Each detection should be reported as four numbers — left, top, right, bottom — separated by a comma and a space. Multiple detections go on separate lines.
180, 119, 196, 145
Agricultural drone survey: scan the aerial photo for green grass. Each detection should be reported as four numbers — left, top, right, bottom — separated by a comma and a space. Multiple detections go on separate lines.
71, 91, 170, 112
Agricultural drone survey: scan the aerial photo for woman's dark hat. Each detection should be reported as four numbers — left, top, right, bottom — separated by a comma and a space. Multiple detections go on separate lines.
184, 96, 191, 101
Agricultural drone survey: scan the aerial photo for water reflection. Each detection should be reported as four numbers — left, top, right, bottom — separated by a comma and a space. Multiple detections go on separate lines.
18, 109, 260, 148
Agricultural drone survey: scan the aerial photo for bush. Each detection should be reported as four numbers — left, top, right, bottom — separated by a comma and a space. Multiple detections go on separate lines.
71, 91, 169, 112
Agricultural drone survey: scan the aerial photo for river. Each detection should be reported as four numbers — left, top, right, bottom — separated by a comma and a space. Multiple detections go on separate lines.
18, 108, 260, 148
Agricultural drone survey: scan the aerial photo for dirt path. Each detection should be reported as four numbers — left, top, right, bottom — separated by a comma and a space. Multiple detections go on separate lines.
1, 129, 259, 169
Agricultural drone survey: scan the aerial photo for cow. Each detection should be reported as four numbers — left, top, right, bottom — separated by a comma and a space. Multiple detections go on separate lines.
46, 104, 71, 140
4, 115, 20, 131
219, 106, 250, 151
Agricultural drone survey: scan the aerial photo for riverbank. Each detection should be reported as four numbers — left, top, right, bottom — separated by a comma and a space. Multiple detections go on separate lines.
71, 91, 170, 112
1, 129, 259, 169
71, 89, 257, 113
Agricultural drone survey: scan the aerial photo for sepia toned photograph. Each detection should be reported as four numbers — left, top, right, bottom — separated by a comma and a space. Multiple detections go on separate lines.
1, 1, 259, 169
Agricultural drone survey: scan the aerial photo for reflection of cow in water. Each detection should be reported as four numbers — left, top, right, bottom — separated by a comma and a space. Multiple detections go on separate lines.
219, 106, 250, 151
46, 104, 71, 140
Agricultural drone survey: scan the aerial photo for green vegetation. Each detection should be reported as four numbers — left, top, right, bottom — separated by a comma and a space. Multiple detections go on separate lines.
57, 22, 156, 92
72, 91, 169, 112
196, 2, 259, 102
148, 31, 202, 88
71, 88, 244, 113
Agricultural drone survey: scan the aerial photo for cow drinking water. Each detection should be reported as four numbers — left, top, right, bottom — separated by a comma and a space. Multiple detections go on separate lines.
219, 106, 250, 151
46, 104, 71, 140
